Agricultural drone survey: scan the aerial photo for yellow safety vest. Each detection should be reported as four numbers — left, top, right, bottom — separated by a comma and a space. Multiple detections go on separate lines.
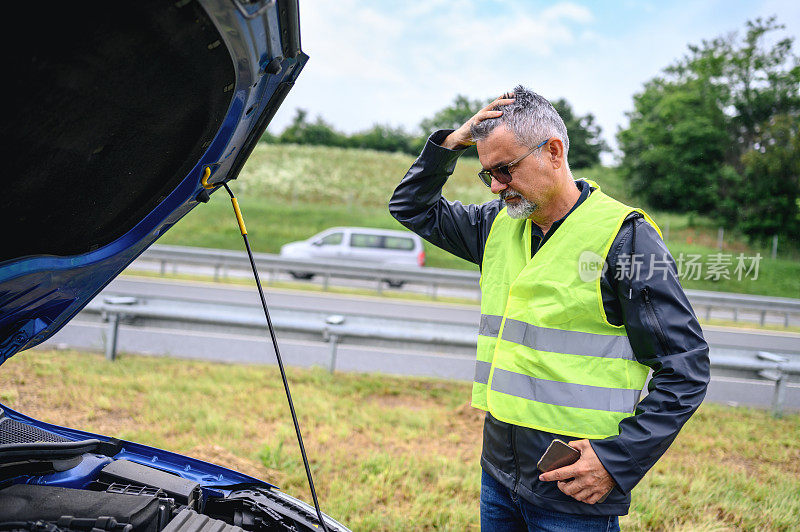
472, 180, 660, 439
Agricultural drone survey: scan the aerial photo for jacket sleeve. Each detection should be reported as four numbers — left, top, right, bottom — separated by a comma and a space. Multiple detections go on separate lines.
389, 130, 502, 266
590, 216, 711, 495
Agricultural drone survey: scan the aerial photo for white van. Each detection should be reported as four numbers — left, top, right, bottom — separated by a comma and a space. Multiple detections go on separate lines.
279, 227, 425, 286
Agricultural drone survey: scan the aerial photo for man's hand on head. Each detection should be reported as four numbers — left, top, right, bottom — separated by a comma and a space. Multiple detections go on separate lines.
440, 94, 515, 150
538, 439, 615, 504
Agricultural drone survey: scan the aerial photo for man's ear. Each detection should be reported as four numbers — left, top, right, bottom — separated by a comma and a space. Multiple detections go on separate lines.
546, 138, 564, 170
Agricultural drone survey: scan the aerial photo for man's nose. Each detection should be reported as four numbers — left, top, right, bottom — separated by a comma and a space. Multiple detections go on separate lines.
490, 176, 508, 194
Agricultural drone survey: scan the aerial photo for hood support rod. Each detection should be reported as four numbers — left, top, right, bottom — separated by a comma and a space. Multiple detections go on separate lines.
222, 182, 330, 532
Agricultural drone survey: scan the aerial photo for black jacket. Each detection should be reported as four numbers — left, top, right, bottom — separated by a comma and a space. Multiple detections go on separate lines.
389, 130, 710, 516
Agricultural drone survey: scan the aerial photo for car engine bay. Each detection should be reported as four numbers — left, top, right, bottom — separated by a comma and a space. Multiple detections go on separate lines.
0, 410, 340, 532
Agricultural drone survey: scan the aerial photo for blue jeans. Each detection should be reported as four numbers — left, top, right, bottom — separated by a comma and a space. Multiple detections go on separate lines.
480, 470, 621, 532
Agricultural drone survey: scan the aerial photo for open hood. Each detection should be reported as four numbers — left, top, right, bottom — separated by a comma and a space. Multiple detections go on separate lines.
0, 0, 307, 364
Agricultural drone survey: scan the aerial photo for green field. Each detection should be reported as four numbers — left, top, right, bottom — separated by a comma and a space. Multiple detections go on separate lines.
158, 143, 800, 298
2, 350, 799, 531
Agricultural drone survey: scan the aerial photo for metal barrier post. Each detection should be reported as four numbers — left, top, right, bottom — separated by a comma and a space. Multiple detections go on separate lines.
327, 334, 339, 373
757, 351, 789, 417
773, 372, 787, 418
102, 297, 138, 362
324, 315, 346, 373
105, 312, 120, 361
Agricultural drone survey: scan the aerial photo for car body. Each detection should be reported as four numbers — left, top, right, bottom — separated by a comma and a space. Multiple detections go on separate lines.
0, 1, 349, 530
280, 227, 425, 285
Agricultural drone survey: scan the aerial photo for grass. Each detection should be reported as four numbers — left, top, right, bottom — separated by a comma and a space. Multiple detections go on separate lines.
159, 143, 799, 299
2, 349, 799, 530
159, 143, 493, 271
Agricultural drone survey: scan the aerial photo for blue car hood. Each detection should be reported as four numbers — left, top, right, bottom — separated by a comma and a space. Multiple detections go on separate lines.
0, 0, 307, 365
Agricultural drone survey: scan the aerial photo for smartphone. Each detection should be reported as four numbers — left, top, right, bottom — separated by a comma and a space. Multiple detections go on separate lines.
537, 439, 581, 473
537, 439, 612, 503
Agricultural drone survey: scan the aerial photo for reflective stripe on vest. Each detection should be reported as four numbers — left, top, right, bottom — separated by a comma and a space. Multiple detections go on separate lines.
471, 335, 496, 408
474, 360, 492, 384
474, 314, 501, 385
478, 314, 503, 338
501, 319, 635, 361
480, 314, 635, 361
471, 180, 661, 438
491, 368, 642, 413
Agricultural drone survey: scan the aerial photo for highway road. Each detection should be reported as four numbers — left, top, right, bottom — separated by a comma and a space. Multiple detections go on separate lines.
39, 276, 800, 411
100, 277, 800, 355
101, 276, 480, 325
128, 255, 800, 328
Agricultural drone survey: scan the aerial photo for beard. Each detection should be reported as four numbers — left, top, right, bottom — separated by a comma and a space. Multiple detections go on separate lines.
500, 189, 537, 219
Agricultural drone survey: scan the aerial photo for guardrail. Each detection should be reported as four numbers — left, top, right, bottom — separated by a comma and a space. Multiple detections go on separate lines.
135, 245, 800, 327
89, 294, 800, 416
688, 289, 800, 327
138, 244, 477, 297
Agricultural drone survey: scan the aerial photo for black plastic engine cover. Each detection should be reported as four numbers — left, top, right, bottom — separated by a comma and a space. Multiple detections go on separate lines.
161, 508, 244, 532
98, 460, 201, 510
0, 484, 162, 532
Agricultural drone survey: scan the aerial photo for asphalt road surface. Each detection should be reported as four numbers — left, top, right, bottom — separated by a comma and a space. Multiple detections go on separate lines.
101, 277, 800, 355
39, 276, 800, 411
128, 257, 800, 328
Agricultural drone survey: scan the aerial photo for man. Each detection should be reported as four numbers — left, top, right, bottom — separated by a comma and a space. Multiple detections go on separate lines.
389, 86, 709, 531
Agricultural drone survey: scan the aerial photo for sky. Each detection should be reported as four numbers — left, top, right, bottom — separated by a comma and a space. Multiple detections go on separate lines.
268, 0, 800, 164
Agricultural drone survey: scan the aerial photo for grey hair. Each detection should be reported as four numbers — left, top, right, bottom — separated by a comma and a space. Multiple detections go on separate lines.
471, 85, 570, 156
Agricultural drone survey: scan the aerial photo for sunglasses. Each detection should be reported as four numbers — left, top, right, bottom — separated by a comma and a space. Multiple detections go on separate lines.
477, 138, 550, 188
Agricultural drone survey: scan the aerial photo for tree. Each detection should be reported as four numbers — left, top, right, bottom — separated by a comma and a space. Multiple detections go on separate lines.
419, 94, 490, 133
259, 129, 278, 144
618, 78, 730, 212
348, 124, 417, 154
717, 115, 800, 242
264, 110, 418, 154
723, 19, 800, 160
551, 99, 608, 169
419, 95, 490, 158
618, 17, 800, 241
278, 109, 349, 147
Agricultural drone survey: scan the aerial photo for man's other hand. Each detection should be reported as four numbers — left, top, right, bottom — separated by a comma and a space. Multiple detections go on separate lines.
440, 94, 515, 150
538, 439, 614, 504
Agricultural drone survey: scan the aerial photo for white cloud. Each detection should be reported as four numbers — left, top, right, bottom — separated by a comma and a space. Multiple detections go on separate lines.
541, 2, 594, 24
270, 0, 800, 161
274, 0, 599, 133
